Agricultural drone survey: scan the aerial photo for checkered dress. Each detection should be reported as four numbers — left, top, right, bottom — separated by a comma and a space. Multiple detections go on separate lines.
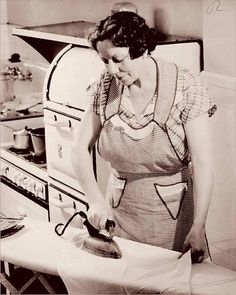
89, 57, 216, 251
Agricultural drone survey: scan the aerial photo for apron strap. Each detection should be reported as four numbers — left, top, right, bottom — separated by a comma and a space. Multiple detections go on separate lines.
104, 77, 124, 121
153, 58, 178, 128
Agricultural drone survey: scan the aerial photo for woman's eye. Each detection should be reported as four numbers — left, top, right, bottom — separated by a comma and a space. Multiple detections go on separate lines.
112, 57, 122, 63
102, 58, 108, 64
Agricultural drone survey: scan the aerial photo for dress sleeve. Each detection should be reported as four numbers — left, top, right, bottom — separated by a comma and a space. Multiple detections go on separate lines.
87, 78, 102, 115
180, 70, 217, 124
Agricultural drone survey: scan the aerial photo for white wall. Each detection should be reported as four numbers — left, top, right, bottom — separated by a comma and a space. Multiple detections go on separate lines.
203, 0, 236, 77
6, 0, 203, 36
2, 0, 203, 71
154, 0, 203, 37
0, 0, 10, 67
201, 0, 236, 271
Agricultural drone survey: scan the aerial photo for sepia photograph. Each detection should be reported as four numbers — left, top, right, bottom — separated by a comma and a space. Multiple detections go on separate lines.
0, 0, 236, 294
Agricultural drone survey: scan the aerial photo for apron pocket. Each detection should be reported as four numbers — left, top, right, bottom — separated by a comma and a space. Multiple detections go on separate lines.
106, 173, 127, 208
154, 181, 187, 220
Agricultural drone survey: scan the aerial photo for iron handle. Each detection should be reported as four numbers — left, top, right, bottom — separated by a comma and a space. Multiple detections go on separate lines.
78, 211, 116, 241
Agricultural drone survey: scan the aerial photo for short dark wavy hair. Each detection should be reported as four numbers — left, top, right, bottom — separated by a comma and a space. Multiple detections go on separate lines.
87, 12, 160, 59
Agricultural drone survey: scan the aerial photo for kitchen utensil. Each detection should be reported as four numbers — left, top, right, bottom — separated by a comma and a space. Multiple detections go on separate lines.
1, 124, 32, 150
30, 127, 45, 156
55, 211, 122, 259
0, 217, 24, 221
15, 100, 41, 112
111, 2, 138, 14
13, 126, 31, 150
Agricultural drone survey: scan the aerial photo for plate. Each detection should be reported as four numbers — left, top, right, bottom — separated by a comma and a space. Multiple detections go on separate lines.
0, 213, 24, 238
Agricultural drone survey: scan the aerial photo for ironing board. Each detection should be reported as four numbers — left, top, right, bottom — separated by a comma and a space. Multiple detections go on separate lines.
0, 218, 62, 294
1, 218, 236, 294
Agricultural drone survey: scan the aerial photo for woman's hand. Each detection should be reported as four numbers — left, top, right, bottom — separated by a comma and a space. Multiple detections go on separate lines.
87, 201, 113, 231
181, 223, 206, 263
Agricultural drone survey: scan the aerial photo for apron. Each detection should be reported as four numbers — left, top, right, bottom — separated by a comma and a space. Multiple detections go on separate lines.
97, 59, 194, 252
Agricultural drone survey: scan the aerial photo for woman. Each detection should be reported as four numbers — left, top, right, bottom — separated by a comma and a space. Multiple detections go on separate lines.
71, 11, 216, 263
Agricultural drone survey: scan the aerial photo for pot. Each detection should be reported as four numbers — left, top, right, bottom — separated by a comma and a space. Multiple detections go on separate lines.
30, 127, 45, 156
13, 126, 31, 150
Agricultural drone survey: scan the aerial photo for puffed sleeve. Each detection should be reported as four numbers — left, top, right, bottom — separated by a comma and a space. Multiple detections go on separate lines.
86, 77, 102, 115
180, 70, 217, 124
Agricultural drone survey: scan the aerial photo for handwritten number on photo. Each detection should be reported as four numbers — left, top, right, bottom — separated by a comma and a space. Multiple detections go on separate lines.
207, 0, 224, 15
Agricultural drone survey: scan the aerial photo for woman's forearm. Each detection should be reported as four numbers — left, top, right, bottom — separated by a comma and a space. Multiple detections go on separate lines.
184, 113, 214, 229
71, 146, 105, 205
192, 162, 213, 227
71, 107, 106, 206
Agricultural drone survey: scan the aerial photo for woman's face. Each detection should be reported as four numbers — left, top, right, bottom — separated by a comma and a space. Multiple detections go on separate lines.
96, 39, 143, 86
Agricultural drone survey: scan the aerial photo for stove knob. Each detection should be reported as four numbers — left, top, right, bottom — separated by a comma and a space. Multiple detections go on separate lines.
22, 177, 30, 190
13, 172, 20, 185
18, 173, 26, 187
35, 183, 45, 199
27, 180, 36, 194
1, 165, 9, 177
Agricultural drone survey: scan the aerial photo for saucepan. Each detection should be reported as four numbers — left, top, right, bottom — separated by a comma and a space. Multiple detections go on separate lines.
30, 127, 45, 156
1, 125, 32, 150
3, 125, 45, 155
12, 126, 32, 150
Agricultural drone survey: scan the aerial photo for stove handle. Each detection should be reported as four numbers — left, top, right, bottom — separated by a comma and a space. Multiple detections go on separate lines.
44, 117, 72, 130
49, 195, 73, 209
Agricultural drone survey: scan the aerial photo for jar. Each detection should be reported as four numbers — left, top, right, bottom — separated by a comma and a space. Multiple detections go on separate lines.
0, 71, 14, 103
111, 2, 138, 14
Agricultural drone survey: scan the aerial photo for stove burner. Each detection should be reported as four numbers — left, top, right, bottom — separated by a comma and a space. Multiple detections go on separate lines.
24, 153, 46, 165
8, 147, 31, 155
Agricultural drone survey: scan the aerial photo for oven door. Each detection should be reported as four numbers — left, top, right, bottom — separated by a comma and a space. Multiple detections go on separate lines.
0, 177, 49, 221
44, 108, 110, 195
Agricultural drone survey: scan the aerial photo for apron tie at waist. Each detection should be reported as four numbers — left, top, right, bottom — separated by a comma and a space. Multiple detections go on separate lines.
111, 168, 191, 185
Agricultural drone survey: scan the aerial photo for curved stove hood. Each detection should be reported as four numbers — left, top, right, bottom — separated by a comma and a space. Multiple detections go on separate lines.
12, 21, 95, 62
12, 21, 202, 68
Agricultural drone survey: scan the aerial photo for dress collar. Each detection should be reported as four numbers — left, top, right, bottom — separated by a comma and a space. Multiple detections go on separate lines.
104, 57, 177, 127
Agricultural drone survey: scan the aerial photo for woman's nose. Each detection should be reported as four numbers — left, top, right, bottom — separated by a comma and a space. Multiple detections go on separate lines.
107, 60, 119, 75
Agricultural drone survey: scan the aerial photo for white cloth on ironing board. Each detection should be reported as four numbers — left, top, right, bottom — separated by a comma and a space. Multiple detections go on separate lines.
57, 235, 192, 294
57, 233, 236, 295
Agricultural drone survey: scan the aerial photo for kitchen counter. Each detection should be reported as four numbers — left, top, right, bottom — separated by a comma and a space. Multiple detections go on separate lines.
1, 111, 43, 122
1, 218, 236, 294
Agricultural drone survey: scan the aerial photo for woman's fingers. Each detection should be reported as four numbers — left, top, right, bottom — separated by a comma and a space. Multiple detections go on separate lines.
191, 249, 205, 263
87, 204, 113, 230
179, 247, 205, 263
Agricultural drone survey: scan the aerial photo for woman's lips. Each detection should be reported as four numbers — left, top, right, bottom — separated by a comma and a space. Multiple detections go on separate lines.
116, 72, 128, 79
116, 73, 130, 83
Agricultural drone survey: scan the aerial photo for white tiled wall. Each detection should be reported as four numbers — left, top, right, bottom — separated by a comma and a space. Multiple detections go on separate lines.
205, 83, 236, 271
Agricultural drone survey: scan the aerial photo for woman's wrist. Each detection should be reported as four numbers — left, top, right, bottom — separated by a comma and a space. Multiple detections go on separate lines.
192, 220, 206, 231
